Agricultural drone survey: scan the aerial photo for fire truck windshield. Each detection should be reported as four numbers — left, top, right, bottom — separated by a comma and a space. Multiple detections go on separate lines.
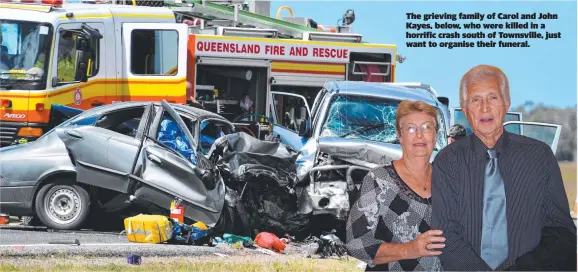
0, 20, 53, 90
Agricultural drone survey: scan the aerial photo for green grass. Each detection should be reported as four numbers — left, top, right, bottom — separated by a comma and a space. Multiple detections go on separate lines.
0, 256, 363, 272
559, 162, 577, 210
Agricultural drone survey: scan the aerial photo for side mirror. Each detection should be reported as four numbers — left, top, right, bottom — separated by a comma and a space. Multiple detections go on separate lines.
74, 38, 91, 83
52, 38, 91, 86
54, 24, 102, 86
437, 96, 449, 107
298, 120, 311, 137
193, 166, 216, 190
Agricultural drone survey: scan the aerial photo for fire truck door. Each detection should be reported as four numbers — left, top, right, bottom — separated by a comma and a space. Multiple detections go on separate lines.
121, 23, 188, 102
50, 22, 105, 108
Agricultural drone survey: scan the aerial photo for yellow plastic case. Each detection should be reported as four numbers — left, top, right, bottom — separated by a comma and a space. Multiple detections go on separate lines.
124, 214, 173, 244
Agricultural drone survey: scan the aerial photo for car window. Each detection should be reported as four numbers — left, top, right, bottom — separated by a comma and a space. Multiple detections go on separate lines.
180, 114, 195, 134
271, 93, 310, 133
199, 120, 229, 155
94, 107, 145, 138
155, 111, 198, 165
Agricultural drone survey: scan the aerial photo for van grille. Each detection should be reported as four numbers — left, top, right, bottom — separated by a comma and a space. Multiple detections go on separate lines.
0, 122, 19, 147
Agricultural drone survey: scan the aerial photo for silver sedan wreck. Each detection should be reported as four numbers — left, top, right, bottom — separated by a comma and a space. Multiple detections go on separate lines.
0, 101, 234, 230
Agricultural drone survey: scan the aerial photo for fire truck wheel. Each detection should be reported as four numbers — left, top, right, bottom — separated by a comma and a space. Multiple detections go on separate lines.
35, 181, 91, 230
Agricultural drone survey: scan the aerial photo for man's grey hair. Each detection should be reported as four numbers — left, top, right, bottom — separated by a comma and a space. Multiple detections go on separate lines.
459, 64, 511, 109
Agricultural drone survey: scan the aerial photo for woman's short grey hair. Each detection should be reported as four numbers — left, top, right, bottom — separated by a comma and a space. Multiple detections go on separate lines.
459, 65, 511, 109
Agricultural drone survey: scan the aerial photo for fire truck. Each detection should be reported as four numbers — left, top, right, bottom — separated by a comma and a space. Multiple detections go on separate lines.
0, 0, 400, 146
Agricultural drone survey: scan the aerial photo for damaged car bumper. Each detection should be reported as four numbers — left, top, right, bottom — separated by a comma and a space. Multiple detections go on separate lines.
296, 138, 404, 219
298, 164, 370, 220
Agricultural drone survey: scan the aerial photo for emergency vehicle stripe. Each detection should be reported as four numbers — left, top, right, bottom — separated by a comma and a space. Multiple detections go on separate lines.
0, 78, 187, 98
271, 61, 345, 75
0, 79, 187, 123
166, 66, 178, 75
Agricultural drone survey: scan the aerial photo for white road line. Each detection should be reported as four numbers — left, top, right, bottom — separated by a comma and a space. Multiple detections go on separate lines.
0, 243, 160, 248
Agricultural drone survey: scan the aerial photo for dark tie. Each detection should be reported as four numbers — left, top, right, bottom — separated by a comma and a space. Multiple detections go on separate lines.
481, 149, 509, 269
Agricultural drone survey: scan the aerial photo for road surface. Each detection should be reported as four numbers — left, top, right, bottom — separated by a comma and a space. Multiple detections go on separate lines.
0, 225, 306, 258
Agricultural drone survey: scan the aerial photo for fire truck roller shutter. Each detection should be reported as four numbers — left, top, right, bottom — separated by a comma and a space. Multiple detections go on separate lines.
358, 64, 386, 83
347, 52, 393, 83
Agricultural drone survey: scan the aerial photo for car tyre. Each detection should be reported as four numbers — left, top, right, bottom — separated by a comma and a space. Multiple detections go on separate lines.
35, 181, 91, 230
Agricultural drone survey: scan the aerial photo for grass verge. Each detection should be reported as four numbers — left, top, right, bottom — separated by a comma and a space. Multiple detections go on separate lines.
0, 256, 363, 272
560, 162, 577, 209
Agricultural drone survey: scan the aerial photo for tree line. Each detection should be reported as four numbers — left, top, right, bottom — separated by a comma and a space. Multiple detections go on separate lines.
511, 101, 577, 162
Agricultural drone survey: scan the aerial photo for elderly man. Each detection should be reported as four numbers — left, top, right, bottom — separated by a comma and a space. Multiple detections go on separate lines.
431, 64, 576, 271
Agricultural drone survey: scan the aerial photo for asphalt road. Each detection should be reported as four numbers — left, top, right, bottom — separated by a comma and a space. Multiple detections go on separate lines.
0, 226, 307, 258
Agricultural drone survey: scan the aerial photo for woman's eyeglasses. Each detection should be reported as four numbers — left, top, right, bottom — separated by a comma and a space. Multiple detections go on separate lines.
402, 123, 435, 135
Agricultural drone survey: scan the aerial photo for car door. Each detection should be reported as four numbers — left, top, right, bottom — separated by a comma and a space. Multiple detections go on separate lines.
310, 88, 328, 118
129, 100, 225, 227
503, 121, 562, 154
55, 104, 154, 193
269, 91, 311, 151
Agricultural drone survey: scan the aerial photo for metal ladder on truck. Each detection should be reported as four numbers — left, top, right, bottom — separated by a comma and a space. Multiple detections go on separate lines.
108, 0, 406, 64
115, 0, 366, 42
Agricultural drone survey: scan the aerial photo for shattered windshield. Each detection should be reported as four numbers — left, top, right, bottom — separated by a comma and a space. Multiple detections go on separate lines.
0, 20, 53, 90
320, 95, 447, 151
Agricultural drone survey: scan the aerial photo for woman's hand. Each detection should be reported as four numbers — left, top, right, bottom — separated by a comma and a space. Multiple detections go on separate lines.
408, 230, 446, 259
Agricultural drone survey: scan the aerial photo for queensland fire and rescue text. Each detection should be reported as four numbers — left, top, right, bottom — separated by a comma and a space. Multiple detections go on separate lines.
196, 41, 349, 60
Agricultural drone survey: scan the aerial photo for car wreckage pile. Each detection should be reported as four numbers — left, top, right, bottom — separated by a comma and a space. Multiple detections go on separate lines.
173, 131, 350, 254
120, 132, 348, 256
210, 132, 310, 239
0, 101, 356, 256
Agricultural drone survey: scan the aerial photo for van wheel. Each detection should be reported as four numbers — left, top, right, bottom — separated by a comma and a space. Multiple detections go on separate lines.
35, 181, 90, 230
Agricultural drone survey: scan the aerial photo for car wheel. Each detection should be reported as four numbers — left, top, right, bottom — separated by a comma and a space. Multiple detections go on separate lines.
35, 181, 90, 230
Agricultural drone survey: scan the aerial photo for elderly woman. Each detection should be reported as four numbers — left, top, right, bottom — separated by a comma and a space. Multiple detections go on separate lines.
345, 100, 445, 271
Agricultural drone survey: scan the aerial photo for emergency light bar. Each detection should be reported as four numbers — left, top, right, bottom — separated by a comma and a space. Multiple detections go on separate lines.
302, 32, 362, 43
217, 26, 279, 38
0, 0, 63, 6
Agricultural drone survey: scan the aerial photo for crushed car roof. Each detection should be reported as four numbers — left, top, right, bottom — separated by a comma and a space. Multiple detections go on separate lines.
72, 101, 229, 121
324, 81, 440, 106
